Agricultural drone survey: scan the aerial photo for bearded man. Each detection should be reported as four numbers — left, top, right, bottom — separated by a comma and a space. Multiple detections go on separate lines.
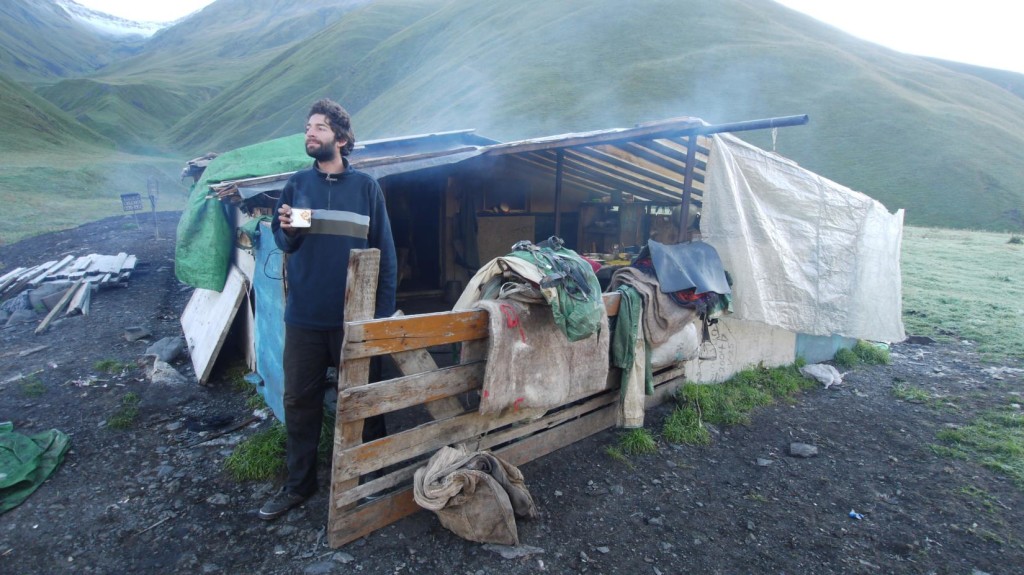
260, 98, 397, 520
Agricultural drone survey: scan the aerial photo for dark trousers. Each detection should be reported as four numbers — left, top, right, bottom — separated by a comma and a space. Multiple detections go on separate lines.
282, 325, 386, 497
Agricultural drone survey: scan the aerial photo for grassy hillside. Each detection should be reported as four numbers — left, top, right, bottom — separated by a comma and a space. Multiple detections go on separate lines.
0, 72, 186, 246
0, 0, 142, 84
927, 58, 1024, 101
168, 0, 440, 149
0, 71, 114, 154
3, 0, 1024, 239
96, 0, 372, 88
174, 0, 1024, 231
36, 79, 215, 154
0, 152, 188, 246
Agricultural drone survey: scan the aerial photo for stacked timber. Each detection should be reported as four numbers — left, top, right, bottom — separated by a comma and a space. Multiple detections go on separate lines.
0, 252, 137, 302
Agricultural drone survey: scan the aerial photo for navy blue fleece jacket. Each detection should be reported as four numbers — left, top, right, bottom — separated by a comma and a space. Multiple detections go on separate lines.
271, 161, 397, 329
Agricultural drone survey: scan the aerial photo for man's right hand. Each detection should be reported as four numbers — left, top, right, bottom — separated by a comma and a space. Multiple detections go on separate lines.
278, 204, 297, 236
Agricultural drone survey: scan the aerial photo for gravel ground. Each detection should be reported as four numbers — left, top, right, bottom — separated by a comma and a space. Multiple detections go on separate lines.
1, 213, 1023, 574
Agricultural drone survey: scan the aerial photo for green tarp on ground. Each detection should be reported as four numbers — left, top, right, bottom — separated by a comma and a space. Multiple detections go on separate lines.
175, 133, 310, 292
0, 421, 71, 514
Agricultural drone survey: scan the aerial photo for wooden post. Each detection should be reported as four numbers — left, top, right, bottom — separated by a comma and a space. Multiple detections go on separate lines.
329, 249, 380, 546
679, 135, 697, 242
388, 312, 464, 420
554, 149, 564, 237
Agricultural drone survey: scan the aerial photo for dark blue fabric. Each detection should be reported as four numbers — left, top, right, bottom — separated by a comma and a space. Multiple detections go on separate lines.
647, 240, 731, 295
272, 161, 397, 329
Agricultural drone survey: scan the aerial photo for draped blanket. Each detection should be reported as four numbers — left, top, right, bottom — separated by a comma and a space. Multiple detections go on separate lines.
465, 299, 610, 416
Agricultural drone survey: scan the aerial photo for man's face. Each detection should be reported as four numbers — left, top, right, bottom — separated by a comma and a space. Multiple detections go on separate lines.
305, 113, 344, 162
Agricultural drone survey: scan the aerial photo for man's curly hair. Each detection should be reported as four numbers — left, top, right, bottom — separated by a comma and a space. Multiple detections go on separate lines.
308, 98, 355, 156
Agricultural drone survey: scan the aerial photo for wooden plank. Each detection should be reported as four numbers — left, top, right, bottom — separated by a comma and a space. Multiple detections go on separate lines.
475, 388, 619, 452
34, 281, 80, 334
68, 256, 93, 280
4, 262, 54, 295
339, 361, 483, 423
344, 292, 622, 361
17, 345, 49, 358
483, 118, 705, 156
332, 461, 420, 509
332, 404, 536, 483
389, 311, 466, 420
646, 374, 686, 409
180, 266, 249, 384
328, 487, 420, 548
42, 255, 76, 281
84, 255, 112, 275
329, 249, 380, 529
109, 253, 129, 274
66, 282, 92, 316
653, 364, 686, 385
0, 266, 25, 284
121, 255, 138, 273
0, 266, 27, 292
343, 311, 489, 359
497, 401, 619, 467
26, 258, 64, 287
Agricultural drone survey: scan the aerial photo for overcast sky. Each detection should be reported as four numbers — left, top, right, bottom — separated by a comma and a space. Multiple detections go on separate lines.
75, 0, 1022, 74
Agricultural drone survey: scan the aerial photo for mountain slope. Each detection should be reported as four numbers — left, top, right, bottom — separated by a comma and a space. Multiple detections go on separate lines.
0, 70, 114, 155
173, 0, 1024, 230
36, 79, 215, 154
0, 0, 144, 85
168, 0, 443, 150
95, 0, 374, 88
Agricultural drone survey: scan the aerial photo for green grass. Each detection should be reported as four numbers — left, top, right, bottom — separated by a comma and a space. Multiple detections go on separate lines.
957, 485, 1001, 514
891, 381, 933, 404
902, 227, 1024, 359
246, 393, 268, 410
19, 377, 46, 398
934, 409, 1024, 487
662, 407, 710, 445
604, 446, 634, 469
217, 361, 270, 410
663, 363, 815, 445
107, 392, 140, 430
618, 428, 657, 455
834, 340, 891, 369
224, 409, 336, 482
225, 363, 251, 393
224, 423, 288, 481
93, 359, 132, 374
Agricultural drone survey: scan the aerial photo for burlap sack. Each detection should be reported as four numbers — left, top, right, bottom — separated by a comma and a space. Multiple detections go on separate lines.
413, 446, 537, 545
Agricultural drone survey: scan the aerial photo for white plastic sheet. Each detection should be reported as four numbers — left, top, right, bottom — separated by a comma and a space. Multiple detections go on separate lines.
701, 134, 905, 342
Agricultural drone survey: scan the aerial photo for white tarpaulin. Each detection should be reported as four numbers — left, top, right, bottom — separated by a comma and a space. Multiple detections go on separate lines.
701, 134, 905, 342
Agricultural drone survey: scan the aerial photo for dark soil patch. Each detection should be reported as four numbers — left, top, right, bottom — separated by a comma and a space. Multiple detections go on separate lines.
1, 213, 1023, 574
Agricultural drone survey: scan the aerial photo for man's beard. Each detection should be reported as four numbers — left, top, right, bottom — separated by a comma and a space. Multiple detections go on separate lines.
306, 139, 338, 163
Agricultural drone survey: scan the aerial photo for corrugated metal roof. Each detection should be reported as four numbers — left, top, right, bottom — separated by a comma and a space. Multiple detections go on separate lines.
481, 117, 713, 205
211, 115, 805, 211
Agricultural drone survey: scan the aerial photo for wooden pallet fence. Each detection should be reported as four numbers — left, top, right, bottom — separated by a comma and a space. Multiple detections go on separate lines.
327, 249, 686, 547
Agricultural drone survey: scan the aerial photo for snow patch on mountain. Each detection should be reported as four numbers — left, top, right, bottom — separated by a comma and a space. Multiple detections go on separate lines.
56, 0, 170, 38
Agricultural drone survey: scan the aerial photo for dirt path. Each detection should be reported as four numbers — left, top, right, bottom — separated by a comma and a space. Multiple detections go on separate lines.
1, 214, 1022, 574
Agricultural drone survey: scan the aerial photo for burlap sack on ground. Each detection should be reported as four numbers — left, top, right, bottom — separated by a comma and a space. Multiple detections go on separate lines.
413, 446, 538, 545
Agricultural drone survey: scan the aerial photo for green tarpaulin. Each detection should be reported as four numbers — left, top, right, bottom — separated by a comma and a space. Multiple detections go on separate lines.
175, 133, 310, 292
0, 421, 71, 514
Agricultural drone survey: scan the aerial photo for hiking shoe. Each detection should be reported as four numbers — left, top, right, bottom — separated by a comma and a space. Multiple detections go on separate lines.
258, 489, 309, 521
